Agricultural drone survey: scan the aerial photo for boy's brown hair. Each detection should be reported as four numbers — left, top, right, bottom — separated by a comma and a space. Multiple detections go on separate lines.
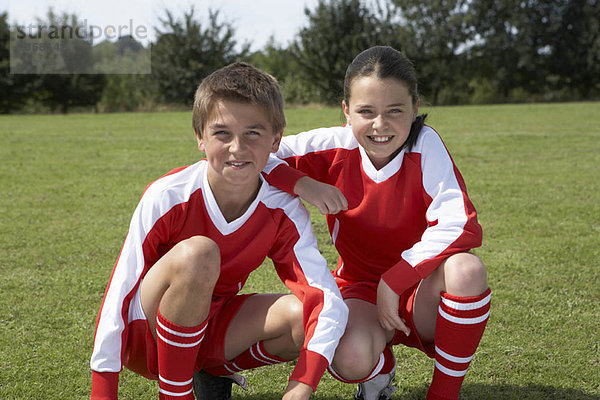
192, 62, 286, 138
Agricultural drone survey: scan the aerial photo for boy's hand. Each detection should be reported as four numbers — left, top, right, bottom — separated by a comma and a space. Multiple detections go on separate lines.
294, 176, 348, 215
377, 279, 411, 337
282, 380, 313, 400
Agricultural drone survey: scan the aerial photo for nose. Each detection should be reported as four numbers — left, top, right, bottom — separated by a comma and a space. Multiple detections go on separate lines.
372, 114, 386, 131
229, 135, 246, 154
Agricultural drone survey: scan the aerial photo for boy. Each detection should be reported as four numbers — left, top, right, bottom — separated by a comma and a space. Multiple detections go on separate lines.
90, 62, 348, 400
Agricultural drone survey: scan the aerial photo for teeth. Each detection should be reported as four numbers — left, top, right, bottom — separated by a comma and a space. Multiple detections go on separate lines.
229, 161, 246, 166
370, 136, 392, 143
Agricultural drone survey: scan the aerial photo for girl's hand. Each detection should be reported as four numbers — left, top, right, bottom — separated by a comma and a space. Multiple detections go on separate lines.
294, 176, 348, 215
282, 380, 313, 400
377, 279, 411, 336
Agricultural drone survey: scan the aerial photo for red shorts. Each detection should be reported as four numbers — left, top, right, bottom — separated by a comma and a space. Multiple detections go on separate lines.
336, 278, 435, 358
123, 289, 255, 380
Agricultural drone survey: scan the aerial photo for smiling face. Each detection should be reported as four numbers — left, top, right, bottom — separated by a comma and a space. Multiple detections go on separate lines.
343, 75, 419, 170
198, 99, 282, 194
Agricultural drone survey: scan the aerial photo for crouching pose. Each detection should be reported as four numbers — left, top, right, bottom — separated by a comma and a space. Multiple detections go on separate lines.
264, 46, 490, 400
90, 62, 348, 400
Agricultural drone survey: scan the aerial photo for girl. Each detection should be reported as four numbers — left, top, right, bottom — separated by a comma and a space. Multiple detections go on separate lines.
264, 46, 490, 400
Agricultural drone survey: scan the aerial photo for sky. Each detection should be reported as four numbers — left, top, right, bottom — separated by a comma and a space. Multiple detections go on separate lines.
2, 0, 319, 51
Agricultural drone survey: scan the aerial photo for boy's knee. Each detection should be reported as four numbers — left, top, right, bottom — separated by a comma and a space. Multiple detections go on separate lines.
172, 236, 220, 286
444, 253, 487, 295
282, 295, 305, 349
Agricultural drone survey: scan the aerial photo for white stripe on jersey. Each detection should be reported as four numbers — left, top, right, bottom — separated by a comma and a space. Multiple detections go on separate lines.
261, 186, 348, 364
402, 127, 469, 269
91, 162, 205, 373
277, 125, 357, 159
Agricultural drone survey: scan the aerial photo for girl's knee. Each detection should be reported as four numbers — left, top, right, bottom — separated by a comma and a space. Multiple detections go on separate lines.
332, 340, 379, 381
444, 253, 488, 295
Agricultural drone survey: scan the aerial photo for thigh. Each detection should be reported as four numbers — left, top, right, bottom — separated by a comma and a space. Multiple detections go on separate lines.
223, 293, 298, 360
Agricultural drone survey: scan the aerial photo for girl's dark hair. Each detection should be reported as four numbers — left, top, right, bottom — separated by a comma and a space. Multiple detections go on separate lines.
344, 46, 427, 152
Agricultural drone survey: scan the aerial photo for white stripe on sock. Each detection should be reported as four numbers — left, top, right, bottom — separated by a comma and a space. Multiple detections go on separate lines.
435, 346, 474, 364
442, 293, 491, 311
224, 364, 238, 374
438, 307, 490, 325
254, 343, 281, 364
434, 360, 469, 377
159, 375, 193, 386
158, 387, 194, 396
157, 331, 204, 348
157, 318, 206, 338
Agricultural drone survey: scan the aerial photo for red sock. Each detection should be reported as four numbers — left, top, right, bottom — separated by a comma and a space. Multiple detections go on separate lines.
203, 340, 289, 376
427, 288, 491, 400
328, 345, 395, 383
156, 310, 207, 400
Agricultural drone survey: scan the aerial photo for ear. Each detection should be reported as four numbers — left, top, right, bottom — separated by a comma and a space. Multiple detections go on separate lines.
196, 134, 206, 152
342, 100, 351, 125
413, 98, 421, 121
271, 130, 283, 153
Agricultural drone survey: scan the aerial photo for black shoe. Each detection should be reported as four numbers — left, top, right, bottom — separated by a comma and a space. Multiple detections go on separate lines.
192, 371, 247, 400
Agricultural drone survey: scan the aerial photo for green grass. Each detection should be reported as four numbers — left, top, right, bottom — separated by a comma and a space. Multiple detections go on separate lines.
1, 103, 599, 399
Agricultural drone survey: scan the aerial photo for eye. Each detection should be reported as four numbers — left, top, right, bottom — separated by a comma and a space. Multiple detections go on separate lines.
389, 108, 402, 114
358, 109, 373, 115
246, 130, 261, 136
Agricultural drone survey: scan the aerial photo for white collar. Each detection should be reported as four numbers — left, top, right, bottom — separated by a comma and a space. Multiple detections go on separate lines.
200, 162, 266, 235
358, 144, 406, 183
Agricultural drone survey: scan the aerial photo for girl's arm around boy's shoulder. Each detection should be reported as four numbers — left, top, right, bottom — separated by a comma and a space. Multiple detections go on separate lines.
263, 125, 352, 213
263, 189, 348, 391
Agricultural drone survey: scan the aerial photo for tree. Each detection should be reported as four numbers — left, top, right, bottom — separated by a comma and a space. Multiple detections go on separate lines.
465, 0, 543, 101
292, 0, 403, 104
93, 37, 154, 112
0, 12, 38, 113
12, 10, 106, 113
389, 0, 474, 104
545, 0, 600, 98
151, 7, 249, 105
249, 37, 311, 104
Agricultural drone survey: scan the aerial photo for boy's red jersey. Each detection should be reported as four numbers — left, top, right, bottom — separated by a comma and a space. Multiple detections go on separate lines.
90, 160, 347, 393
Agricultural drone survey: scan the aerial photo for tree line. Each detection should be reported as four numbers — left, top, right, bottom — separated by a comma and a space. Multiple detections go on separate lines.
1, 0, 599, 114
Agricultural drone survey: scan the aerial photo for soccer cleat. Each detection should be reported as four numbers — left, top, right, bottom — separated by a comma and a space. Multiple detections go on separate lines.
192, 370, 247, 400
354, 368, 397, 400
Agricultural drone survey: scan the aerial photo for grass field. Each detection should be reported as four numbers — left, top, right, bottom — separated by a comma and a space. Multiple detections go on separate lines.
1, 102, 599, 399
